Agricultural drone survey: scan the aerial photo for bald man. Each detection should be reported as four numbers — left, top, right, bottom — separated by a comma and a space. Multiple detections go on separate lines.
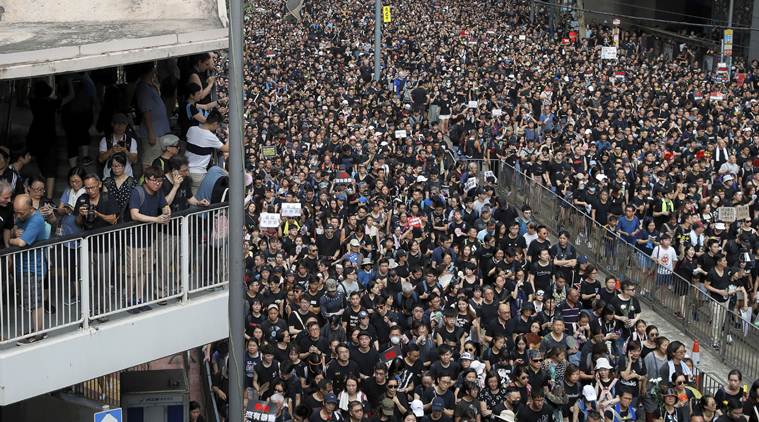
10, 194, 50, 344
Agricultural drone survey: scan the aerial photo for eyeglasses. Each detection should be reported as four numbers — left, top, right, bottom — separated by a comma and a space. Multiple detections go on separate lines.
84, 185, 99, 191
532, 359, 544, 362
676, 381, 685, 386
387, 385, 398, 389
147, 178, 163, 184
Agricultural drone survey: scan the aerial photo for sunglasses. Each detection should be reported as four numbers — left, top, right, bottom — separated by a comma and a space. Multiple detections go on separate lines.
465, 348, 475, 352
387, 385, 398, 389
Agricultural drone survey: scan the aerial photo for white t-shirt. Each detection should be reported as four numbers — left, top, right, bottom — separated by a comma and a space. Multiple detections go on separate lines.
186, 126, 223, 174
651, 245, 678, 274
99, 134, 138, 178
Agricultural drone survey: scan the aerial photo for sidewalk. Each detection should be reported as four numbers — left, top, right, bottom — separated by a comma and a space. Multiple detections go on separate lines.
638, 302, 731, 384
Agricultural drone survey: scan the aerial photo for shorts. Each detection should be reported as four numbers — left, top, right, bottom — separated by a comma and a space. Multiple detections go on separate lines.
439, 114, 451, 120
19, 274, 45, 311
656, 272, 672, 287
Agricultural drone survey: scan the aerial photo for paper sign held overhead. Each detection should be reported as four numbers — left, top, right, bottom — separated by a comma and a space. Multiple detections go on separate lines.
465, 177, 478, 192
281, 203, 302, 217
736, 205, 750, 221
492, 108, 503, 117
262, 145, 277, 158
467, 100, 478, 109
260, 213, 281, 228
600, 47, 617, 60
718, 206, 736, 223
518, 35, 526, 41
394, 130, 407, 139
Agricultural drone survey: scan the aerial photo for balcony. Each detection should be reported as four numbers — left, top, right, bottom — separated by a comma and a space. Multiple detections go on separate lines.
0, 205, 231, 405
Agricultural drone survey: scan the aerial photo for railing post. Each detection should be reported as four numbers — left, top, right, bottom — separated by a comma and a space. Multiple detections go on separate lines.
80, 237, 90, 330
181, 215, 190, 302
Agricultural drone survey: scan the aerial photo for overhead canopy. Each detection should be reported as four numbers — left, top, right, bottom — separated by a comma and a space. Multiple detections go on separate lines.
0, 0, 229, 79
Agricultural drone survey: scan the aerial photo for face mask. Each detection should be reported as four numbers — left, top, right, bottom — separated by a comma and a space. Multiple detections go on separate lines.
390, 336, 401, 345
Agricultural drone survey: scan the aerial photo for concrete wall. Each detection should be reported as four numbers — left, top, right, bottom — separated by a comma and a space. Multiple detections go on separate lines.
583, 0, 657, 24
1, 0, 220, 22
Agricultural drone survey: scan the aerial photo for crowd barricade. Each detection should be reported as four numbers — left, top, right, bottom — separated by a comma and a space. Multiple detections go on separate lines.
496, 161, 759, 382
0, 204, 230, 346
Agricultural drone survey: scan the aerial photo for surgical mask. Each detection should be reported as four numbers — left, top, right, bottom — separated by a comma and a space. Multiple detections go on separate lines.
390, 336, 401, 345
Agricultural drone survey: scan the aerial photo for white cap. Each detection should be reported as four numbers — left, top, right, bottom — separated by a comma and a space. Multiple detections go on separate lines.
495, 410, 516, 422
417, 175, 428, 183
582, 384, 597, 401
410, 399, 425, 417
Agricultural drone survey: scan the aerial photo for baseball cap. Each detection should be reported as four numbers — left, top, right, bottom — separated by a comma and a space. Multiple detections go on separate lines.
461, 352, 473, 361
410, 400, 425, 417
349, 239, 360, 247
582, 384, 597, 401
431, 397, 445, 412
324, 393, 338, 405
578, 256, 589, 264
267, 304, 279, 312
358, 310, 369, 319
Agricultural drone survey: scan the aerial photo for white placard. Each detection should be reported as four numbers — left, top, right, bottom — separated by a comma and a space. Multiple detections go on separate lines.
465, 177, 478, 192
395, 130, 407, 139
736, 205, 750, 221
518, 35, 526, 41
600, 46, 618, 60
484, 170, 495, 181
718, 206, 736, 223
260, 212, 281, 228
468, 100, 479, 109
281, 202, 302, 217
492, 108, 503, 117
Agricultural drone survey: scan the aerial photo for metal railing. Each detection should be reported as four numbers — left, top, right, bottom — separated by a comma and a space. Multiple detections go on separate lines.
201, 350, 222, 422
0, 204, 230, 345
496, 161, 759, 382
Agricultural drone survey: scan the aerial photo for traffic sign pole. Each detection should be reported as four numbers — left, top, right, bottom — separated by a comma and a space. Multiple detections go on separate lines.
374, 0, 382, 81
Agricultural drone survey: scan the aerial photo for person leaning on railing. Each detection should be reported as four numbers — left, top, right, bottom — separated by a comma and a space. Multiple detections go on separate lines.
76, 174, 119, 320
9, 194, 51, 344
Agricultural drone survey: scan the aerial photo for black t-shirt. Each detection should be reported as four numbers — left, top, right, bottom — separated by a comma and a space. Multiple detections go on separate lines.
253, 360, 280, 389
530, 261, 555, 293
516, 402, 554, 422
0, 204, 14, 247
350, 347, 380, 377
162, 175, 194, 212
76, 193, 119, 232
615, 356, 646, 397
706, 268, 731, 302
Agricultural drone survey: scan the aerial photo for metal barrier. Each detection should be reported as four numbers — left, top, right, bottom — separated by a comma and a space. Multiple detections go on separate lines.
201, 350, 222, 422
497, 161, 759, 381
0, 205, 230, 345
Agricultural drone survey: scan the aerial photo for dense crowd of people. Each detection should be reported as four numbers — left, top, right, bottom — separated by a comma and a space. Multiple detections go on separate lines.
198, 0, 759, 421
3, 0, 759, 419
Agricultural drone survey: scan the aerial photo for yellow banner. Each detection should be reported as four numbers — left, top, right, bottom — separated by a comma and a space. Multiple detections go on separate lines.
383, 6, 391, 23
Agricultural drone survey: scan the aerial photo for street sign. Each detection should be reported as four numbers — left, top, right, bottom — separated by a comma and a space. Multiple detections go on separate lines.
723, 29, 734, 57
94, 408, 122, 422
382, 6, 391, 23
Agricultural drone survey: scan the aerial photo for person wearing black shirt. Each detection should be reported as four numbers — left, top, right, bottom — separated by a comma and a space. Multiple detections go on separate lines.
77, 174, 119, 318
526, 226, 551, 262
615, 342, 646, 400
162, 156, 208, 212
325, 344, 360, 394
253, 346, 280, 396
704, 255, 739, 348
516, 389, 554, 422
316, 225, 341, 261
0, 181, 13, 248
362, 363, 388, 409
351, 332, 380, 379
528, 249, 555, 295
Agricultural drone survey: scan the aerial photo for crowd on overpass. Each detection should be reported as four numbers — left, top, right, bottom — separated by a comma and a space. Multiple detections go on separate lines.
3, 0, 759, 419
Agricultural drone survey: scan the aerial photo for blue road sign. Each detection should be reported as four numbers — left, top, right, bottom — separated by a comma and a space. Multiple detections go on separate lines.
94, 408, 122, 422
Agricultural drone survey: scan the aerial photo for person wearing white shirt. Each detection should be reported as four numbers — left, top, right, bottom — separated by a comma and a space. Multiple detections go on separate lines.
185, 110, 229, 193
98, 114, 139, 178
651, 234, 678, 298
